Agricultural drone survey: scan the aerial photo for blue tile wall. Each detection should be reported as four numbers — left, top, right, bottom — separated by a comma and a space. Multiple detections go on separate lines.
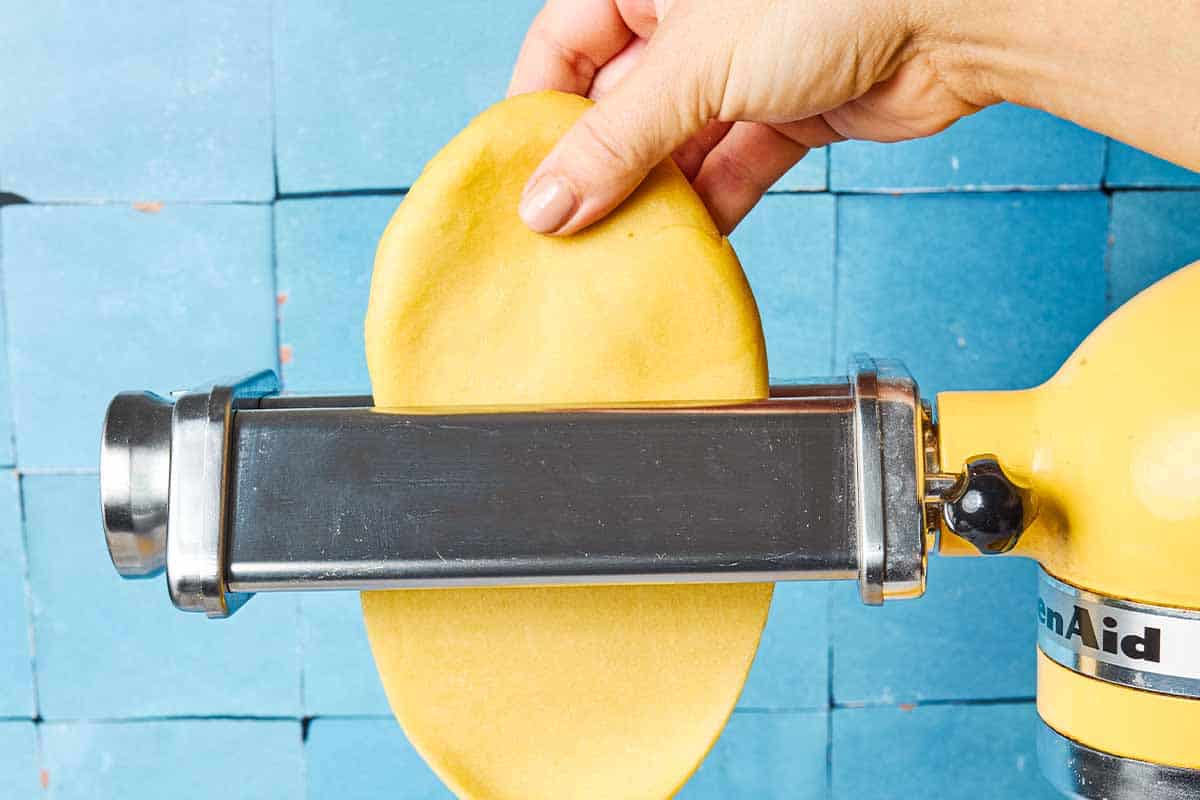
0, 223, 13, 466
1106, 141, 1200, 188
836, 192, 1109, 395
24, 475, 301, 719
738, 583, 828, 711
0, 722, 38, 798
41, 719, 304, 800
300, 593, 391, 716
2, 4, 1195, 797
0, 3, 273, 202
1108, 191, 1200, 308
306, 718, 451, 800
773, 149, 828, 192
274, 0, 542, 193
275, 197, 398, 393
0, 472, 34, 718
679, 710, 827, 799
831, 105, 1105, 192
832, 703, 1060, 799
732, 194, 836, 377
3, 204, 277, 470
834, 556, 1038, 704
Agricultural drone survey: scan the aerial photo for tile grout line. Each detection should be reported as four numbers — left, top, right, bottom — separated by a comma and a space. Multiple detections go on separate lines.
0, 186, 1196, 210
1100, 136, 1112, 191
1103, 191, 1116, 308
825, 583, 835, 796
0, 213, 17, 470
14, 475, 40, 725
829, 195, 840, 373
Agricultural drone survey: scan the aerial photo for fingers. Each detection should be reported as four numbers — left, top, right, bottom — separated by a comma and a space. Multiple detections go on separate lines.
519, 33, 710, 235
588, 40, 735, 183
508, 0, 633, 97
588, 36, 647, 99
691, 122, 811, 234
672, 120, 734, 180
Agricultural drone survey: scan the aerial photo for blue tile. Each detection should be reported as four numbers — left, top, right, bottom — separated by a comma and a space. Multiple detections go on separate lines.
836, 193, 1108, 396
301, 593, 391, 716
831, 105, 1104, 191
1106, 141, 1200, 188
275, 0, 542, 193
0, 214, 13, 466
0, 3, 272, 202
306, 718, 452, 800
833, 556, 1037, 704
24, 475, 301, 719
0, 473, 33, 717
42, 720, 303, 800
770, 148, 827, 192
832, 703, 1058, 799
3, 205, 276, 469
275, 197, 399, 393
679, 710, 827, 799
0, 722, 39, 798
739, 583, 827, 710
732, 194, 836, 378
1108, 191, 1200, 308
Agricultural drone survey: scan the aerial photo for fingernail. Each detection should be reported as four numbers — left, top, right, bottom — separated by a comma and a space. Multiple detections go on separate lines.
519, 174, 577, 234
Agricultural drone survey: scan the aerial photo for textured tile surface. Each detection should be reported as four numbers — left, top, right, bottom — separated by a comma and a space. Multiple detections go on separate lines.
0, 722, 39, 798
1108, 191, 1200, 308
831, 105, 1104, 191
732, 194, 836, 378
275, 197, 399, 393
301, 593, 391, 716
1106, 141, 1200, 188
0, 3, 273, 202
3, 205, 276, 469
832, 703, 1059, 799
41, 720, 303, 800
24, 475, 301, 719
836, 192, 1109, 395
680, 710, 827, 799
0, 473, 33, 717
739, 583, 828, 710
275, 0, 541, 193
0, 220, 13, 466
771, 149, 828, 192
834, 556, 1037, 704
306, 718, 452, 800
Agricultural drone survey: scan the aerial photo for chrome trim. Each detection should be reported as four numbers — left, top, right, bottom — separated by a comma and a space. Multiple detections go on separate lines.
1037, 569, 1200, 699
1037, 718, 1200, 800
851, 355, 885, 605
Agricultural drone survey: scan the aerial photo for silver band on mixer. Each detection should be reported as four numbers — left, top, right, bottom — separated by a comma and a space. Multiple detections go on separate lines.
1037, 569, 1200, 699
1037, 720, 1200, 800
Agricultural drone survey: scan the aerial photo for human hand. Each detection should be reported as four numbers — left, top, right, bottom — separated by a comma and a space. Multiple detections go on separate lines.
510, 0, 991, 235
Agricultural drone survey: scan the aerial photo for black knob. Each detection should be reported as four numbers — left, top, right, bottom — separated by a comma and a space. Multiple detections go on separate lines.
941, 457, 1037, 554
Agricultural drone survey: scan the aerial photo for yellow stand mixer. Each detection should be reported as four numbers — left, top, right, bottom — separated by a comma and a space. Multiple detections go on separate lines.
99, 261, 1200, 798
938, 261, 1200, 796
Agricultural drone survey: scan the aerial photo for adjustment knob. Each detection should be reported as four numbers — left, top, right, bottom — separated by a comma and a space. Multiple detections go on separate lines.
100, 391, 174, 577
941, 457, 1037, 554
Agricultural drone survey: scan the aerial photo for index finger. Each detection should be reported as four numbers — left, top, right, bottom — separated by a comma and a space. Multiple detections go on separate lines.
507, 0, 634, 97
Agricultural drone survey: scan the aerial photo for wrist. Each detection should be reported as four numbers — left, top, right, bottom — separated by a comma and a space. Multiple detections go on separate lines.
908, 0, 1026, 109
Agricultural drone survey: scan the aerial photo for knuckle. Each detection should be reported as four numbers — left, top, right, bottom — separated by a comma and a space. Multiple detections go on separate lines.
575, 112, 644, 177
712, 150, 771, 196
532, 27, 599, 86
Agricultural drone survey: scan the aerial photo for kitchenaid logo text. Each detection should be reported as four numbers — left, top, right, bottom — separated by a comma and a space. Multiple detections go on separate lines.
1038, 598, 1161, 663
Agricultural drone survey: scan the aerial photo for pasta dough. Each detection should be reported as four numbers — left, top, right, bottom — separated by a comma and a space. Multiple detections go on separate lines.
362, 91, 772, 800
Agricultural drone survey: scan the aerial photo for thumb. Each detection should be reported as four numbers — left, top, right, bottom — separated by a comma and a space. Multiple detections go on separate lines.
518, 39, 709, 235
